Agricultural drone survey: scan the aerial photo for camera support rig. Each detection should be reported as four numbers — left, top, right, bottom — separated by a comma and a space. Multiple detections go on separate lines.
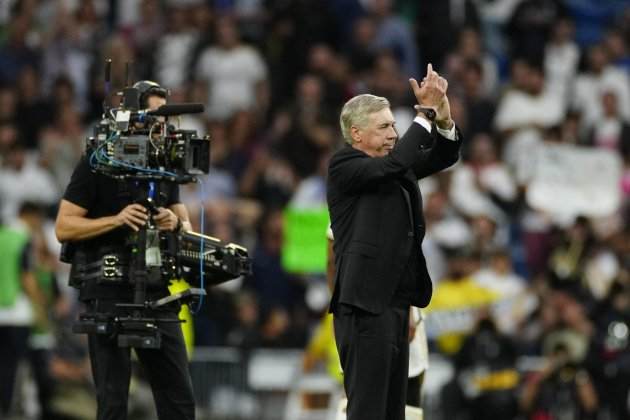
72, 178, 206, 349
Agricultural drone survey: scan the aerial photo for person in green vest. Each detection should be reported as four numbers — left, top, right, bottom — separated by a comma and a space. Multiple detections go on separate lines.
17, 201, 74, 419
0, 207, 46, 416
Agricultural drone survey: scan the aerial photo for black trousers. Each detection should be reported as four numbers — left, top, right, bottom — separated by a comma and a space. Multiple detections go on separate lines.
333, 303, 410, 420
86, 300, 195, 420
406, 373, 424, 408
0, 326, 29, 415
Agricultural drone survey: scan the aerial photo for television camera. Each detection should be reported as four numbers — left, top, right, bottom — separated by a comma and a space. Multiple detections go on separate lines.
86, 69, 210, 183
68, 61, 251, 349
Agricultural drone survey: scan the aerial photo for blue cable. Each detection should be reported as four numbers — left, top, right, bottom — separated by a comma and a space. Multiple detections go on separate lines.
190, 177, 205, 314
89, 130, 179, 178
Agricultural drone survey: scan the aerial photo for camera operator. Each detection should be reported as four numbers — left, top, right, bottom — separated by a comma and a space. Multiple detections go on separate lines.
54, 80, 195, 420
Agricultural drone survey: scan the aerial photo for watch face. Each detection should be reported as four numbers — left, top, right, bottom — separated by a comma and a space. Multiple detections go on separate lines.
420, 108, 436, 120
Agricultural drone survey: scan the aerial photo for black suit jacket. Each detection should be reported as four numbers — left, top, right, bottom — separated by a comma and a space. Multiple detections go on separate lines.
327, 122, 462, 314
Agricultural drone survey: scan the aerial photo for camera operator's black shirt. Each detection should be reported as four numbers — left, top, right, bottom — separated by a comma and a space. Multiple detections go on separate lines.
63, 156, 180, 301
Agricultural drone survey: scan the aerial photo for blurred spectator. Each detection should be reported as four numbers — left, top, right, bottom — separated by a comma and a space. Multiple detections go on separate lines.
257, 306, 307, 348
195, 15, 268, 148
469, 214, 506, 261
586, 281, 630, 420
271, 74, 337, 179
0, 141, 59, 222
226, 291, 261, 349
0, 85, 18, 124
364, 0, 419, 77
506, 0, 568, 62
544, 17, 579, 103
450, 133, 517, 225
457, 59, 497, 145
520, 341, 598, 419
0, 1, 628, 417
415, 0, 480, 70
367, 51, 409, 105
446, 27, 499, 99
305, 44, 349, 111
0, 204, 47, 417
344, 16, 377, 77
585, 91, 630, 158
494, 60, 565, 137
474, 251, 536, 336
442, 316, 520, 420
423, 187, 473, 260
263, 1, 339, 111
547, 217, 595, 292
16, 201, 70, 420
123, 0, 166, 81
425, 251, 496, 355
41, 1, 104, 113
603, 28, 630, 72
0, 121, 19, 158
15, 66, 54, 150
239, 147, 297, 209
154, 4, 197, 89
0, 6, 40, 85
572, 43, 630, 128
39, 104, 85, 194
244, 209, 305, 313
474, 0, 521, 62
563, 0, 630, 47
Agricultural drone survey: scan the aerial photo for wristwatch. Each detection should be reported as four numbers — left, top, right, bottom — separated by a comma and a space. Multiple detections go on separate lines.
417, 107, 436, 121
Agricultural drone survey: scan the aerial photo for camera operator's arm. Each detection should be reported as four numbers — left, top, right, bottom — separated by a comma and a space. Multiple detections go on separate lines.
55, 200, 148, 242
154, 204, 192, 232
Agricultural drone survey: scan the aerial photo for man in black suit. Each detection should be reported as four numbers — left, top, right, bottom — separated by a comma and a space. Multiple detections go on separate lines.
327, 64, 461, 419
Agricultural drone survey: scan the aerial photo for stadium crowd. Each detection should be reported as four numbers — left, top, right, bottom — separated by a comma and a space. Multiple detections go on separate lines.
0, 0, 629, 419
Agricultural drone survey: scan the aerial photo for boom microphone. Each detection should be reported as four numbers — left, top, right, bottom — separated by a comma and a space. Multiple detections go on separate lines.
147, 103, 205, 116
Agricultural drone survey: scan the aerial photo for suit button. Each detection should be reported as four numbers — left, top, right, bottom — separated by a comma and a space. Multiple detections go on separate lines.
408, 231, 414, 237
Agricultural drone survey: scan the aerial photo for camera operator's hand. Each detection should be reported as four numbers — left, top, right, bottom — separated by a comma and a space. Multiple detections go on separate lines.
116, 204, 148, 232
154, 207, 179, 231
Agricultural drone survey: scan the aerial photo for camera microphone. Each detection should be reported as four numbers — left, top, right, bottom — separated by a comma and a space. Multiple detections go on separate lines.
147, 103, 205, 117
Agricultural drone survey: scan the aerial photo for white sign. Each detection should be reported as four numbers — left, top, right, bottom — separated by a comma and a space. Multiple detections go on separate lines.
526, 144, 622, 218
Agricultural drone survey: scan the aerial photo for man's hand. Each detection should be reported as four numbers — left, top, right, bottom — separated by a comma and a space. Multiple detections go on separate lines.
409, 64, 447, 108
154, 207, 180, 231
410, 63, 454, 129
115, 204, 148, 231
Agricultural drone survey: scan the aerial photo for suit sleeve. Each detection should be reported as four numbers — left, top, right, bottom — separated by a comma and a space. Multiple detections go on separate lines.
329, 123, 433, 193
412, 127, 463, 179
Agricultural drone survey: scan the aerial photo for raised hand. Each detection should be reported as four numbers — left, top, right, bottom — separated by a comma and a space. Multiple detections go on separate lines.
409, 63, 447, 108
410, 63, 453, 128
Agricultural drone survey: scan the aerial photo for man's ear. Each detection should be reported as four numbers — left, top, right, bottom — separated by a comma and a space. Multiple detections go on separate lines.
350, 126, 361, 143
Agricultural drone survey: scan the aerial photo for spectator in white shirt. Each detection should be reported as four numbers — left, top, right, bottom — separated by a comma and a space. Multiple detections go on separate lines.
494, 61, 565, 137
450, 133, 517, 224
195, 16, 268, 148
572, 43, 630, 128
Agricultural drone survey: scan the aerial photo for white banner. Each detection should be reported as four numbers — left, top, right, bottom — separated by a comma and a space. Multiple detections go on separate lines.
526, 144, 622, 218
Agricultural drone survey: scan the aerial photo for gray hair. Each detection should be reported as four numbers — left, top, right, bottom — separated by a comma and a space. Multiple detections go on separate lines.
339, 94, 390, 144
